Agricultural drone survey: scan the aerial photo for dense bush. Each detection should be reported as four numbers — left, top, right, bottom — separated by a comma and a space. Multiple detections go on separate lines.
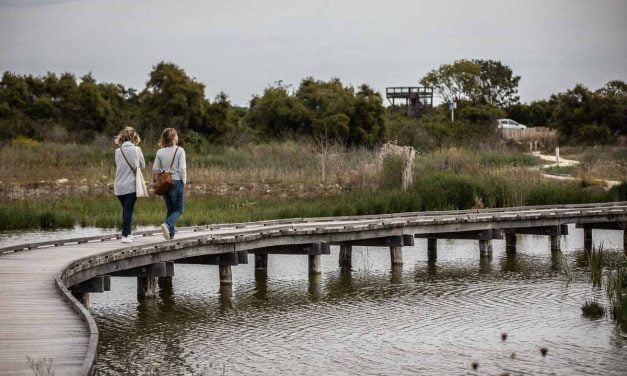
608, 181, 627, 201
414, 173, 476, 210
245, 79, 386, 146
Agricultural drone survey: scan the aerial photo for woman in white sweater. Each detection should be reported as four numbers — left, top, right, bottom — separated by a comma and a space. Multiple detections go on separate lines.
153, 128, 186, 240
113, 127, 145, 243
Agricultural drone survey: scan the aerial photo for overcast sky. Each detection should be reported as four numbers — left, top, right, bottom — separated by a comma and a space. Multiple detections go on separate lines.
1, 0, 626, 105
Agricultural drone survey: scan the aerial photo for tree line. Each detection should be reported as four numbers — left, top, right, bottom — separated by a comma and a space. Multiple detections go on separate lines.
0, 60, 624, 147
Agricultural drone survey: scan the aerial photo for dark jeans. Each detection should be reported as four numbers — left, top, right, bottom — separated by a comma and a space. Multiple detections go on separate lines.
117, 192, 137, 237
163, 180, 185, 238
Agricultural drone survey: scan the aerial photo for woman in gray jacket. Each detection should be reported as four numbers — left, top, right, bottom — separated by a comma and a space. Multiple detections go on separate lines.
113, 127, 146, 243
153, 128, 186, 240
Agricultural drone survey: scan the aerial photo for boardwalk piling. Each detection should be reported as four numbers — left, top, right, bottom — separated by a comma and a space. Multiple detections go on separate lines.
479, 239, 493, 258
219, 265, 233, 285
550, 235, 561, 253
427, 238, 437, 261
339, 244, 352, 269
505, 233, 517, 254
137, 277, 158, 299
584, 226, 592, 253
255, 253, 268, 269
308, 274, 322, 300
157, 262, 174, 290
390, 246, 403, 265
71, 291, 89, 308
158, 276, 172, 290
391, 264, 403, 284
309, 254, 322, 274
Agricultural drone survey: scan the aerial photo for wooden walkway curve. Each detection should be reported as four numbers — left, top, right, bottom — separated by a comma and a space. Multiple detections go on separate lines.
1, 202, 626, 375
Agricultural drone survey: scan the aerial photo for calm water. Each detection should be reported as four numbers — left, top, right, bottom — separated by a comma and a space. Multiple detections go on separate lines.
5, 226, 626, 375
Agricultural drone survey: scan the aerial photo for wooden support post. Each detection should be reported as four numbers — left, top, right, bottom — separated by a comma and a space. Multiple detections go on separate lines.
390, 246, 403, 265
309, 254, 321, 275
158, 276, 172, 290
137, 276, 158, 299
308, 273, 321, 300
219, 265, 232, 285
339, 244, 352, 269
71, 291, 89, 308
505, 233, 517, 254
219, 284, 233, 309
584, 226, 592, 253
479, 239, 492, 258
427, 238, 437, 261
391, 264, 403, 284
624, 229, 626, 257
158, 261, 174, 290
550, 235, 560, 253
255, 253, 268, 269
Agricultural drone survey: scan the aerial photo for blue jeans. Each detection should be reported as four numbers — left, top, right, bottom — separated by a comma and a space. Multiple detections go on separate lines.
117, 192, 137, 237
163, 180, 185, 238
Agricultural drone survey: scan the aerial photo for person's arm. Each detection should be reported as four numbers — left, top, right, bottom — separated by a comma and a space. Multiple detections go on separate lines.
153, 150, 162, 173
137, 147, 146, 169
179, 148, 187, 185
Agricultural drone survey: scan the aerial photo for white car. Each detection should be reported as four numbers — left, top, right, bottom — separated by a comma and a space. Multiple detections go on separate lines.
497, 119, 527, 129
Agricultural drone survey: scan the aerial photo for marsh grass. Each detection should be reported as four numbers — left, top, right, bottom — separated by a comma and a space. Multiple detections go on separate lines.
0, 141, 620, 231
605, 260, 626, 322
587, 244, 604, 288
581, 299, 606, 320
559, 252, 574, 286
0, 190, 425, 231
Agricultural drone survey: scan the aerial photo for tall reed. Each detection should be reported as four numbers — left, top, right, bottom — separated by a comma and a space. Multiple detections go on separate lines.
605, 260, 626, 322
586, 244, 604, 288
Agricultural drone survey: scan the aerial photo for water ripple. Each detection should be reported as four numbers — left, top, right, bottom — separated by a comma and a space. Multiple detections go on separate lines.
91, 231, 626, 375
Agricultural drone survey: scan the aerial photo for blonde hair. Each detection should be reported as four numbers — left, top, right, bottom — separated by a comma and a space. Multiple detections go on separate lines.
114, 127, 141, 145
159, 128, 178, 148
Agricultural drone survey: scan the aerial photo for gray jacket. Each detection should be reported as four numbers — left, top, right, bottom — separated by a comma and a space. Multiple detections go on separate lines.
153, 146, 187, 184
114, 142, 146, 196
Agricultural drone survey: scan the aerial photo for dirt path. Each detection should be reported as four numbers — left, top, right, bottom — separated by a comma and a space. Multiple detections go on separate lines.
531, 151, 621, 189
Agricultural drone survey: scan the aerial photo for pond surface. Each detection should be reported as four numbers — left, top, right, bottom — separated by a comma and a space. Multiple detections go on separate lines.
5, 225, 626, 375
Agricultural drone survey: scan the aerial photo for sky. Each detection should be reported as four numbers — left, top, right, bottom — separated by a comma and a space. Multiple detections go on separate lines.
0, 0, 626, 106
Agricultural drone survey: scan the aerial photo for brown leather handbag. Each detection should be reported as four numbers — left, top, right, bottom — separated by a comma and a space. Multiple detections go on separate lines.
152, 146, 179, 195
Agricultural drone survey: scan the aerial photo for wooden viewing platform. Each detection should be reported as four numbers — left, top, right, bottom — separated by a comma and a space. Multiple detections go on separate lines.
1, 202, 626, 375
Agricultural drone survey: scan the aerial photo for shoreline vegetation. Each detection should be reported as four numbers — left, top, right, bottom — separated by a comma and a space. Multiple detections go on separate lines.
1, 141, 625, 232
1, 61, 625, 232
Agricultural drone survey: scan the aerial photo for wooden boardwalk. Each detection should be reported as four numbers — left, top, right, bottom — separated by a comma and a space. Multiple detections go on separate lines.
1, 202, 626, 375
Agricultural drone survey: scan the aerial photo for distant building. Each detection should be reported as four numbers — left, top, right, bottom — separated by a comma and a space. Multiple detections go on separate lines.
385, 86, 433, 117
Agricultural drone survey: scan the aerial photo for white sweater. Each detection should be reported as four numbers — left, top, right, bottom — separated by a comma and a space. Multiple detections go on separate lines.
153, 146, 187, 184
114, 142, 146, 195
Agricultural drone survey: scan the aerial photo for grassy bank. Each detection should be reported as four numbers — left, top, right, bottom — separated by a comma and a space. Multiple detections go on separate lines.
1, 177, 622, 232
1, 141, 624, 231
1, 141, 541, 195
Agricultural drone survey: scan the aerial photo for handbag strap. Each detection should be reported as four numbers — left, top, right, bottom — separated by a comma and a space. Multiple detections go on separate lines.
119, 147, 136, 173
169, 146, 179, 171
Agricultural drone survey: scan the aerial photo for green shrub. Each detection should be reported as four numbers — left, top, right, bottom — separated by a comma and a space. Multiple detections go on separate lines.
380, 154, 404, 190
414, 173, 475, 210
609, 181, 627, 201
526, 182, 609, 205
576, 123, 612, 145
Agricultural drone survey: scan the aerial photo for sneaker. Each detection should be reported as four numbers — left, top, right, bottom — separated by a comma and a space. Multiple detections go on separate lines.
121, 236, 133, 243
160, 223, 171, 240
